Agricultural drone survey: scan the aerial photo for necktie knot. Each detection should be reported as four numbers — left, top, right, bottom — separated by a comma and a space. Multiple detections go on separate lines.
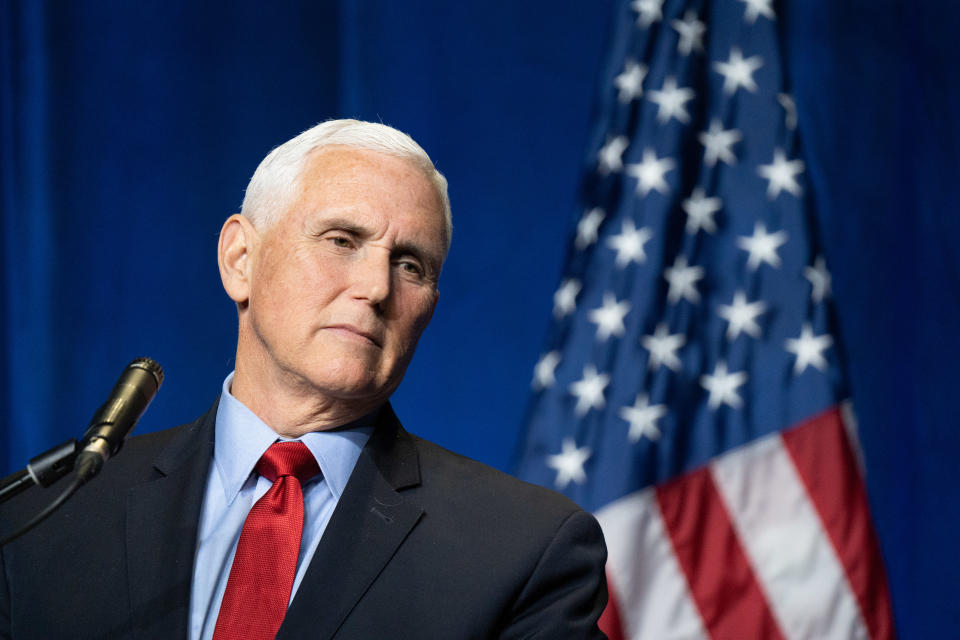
256, 441, 320, 484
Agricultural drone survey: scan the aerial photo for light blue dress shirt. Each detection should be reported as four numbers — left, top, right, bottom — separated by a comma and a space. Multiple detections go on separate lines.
189, 373, 373, 640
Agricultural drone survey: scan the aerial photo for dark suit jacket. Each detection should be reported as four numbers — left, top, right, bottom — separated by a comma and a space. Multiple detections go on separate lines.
1, 402, 607, 639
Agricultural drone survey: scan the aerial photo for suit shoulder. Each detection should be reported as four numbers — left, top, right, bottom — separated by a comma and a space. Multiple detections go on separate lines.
408, 433, 587, 522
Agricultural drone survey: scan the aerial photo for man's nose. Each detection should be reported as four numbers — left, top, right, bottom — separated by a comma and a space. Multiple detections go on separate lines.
351, 249, 392, 307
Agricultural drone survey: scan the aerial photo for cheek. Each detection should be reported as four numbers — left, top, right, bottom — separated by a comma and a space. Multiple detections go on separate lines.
391, 295, 437, 349
260, 250, 341, 309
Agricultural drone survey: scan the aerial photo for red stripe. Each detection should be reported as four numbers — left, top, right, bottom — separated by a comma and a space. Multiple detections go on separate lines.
657, 468, 786, 640
781, 407, 896, 640
598, 571, 626, 640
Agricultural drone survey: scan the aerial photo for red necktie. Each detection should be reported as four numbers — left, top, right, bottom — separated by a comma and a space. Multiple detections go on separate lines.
213, 441, 321, 640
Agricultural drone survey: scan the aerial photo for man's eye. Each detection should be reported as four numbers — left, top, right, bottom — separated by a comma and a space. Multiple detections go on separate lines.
397, 261, 424, 277
328, 236, 353, 248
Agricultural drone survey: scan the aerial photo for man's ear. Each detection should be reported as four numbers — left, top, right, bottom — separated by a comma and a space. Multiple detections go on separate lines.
218, 214, 259, 305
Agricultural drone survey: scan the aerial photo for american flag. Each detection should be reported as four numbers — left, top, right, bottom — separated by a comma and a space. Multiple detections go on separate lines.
515, 1, 896, 638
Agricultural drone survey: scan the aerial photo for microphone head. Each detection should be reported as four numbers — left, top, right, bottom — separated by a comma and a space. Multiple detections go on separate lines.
128, 357, 164, 388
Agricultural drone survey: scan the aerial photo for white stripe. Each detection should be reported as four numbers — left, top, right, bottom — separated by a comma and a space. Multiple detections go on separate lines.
596, 489, 708, 640
709, 433, 870, 640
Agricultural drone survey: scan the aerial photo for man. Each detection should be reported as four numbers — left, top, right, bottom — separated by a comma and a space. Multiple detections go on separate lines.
0, 120, 608, 638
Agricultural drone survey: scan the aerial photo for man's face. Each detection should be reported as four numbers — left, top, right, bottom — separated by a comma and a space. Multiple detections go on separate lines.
240, 147, 446, 407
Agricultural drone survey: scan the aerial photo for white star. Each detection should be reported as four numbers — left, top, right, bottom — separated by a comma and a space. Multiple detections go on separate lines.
546, 438, 592, 489
713, 47, 763, 95
682, 188, 722, 234
757, 148, 804, 199
785, 323, 833, 374
717, 290, 767, 340
553, 278, 581, 318
532, 351, 561, 390
648, 77, 695, 124
778, 93, 798, 129
631, 0, 664, 27
598, 135, 629, 174
588, 293, 631, 341
664, 255, 704, 304
607, 219, 653, 267
804, 256, 832, 303
626, 149, 675, 196
575, 208, 605, 249
641, 323, 686, 372
569, 365, 610, 416
739, 0, 775, 23
619, 394, 667, 442
700, 361, 748, 410
737, 222, 788, 271
671, 10, 706, 55
698, 119, 742, 167
614, 60, 647, 103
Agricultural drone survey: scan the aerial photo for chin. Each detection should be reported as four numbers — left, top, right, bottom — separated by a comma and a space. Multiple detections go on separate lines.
309, 366, 394, 403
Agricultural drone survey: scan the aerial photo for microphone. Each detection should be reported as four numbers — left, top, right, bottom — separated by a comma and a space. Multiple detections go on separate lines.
74, 357, 164, 482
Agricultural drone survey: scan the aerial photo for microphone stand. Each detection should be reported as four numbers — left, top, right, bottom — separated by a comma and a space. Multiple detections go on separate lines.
0, 439, 79, 504
0, 440, 84, 546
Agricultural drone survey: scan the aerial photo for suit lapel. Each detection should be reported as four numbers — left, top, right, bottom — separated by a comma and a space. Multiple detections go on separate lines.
278, 404, 424, 640
126, 404, 216, 640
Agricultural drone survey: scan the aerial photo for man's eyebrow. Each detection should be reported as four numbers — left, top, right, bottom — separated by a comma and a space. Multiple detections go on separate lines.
315, 217, 369, 233
392, 242, 441, 269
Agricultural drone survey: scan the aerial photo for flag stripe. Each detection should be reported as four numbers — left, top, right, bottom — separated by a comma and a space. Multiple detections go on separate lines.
657, 469, 786, 640
781, 408, 896, 640
596, 489, 708, 640
710, 428, 870, 640
598, 572, 627, 640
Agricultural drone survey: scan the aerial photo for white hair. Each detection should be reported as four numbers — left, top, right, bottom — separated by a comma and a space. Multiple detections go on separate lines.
240, 119, 452, 254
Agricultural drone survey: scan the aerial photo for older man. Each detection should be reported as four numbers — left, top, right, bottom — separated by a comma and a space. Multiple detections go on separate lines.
0, 120, 607, 639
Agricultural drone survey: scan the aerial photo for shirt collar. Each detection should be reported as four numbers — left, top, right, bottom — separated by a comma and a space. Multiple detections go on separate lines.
214, 372, 374, 505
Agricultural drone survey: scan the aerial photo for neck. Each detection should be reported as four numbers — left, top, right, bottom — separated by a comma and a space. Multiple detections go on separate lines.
230, 364, 385, 438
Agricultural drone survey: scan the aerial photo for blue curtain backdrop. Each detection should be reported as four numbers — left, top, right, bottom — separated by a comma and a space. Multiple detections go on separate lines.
1, 1, 957, 637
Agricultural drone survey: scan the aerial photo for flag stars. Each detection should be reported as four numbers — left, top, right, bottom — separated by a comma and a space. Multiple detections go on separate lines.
614, 60, 647, 103
785, 323, 833, 374
619, 394, 667, 442
575, 208, 605, 249
546, 438, 592, 489
570, 365, 610, 416
804, 256, 832, 303
642, 323, 686, 372
553, 278, 581, 318
598, 135, 629, 174
739, 0, 776, 24
671, 10, 706, 56
682, 188, 722, 234
717, 290, 767, 340
532, 351, 561, 390
631, 0, 664, 27
699, 119, 742, 167
664, 255, 704, 304
627, 149, 675, 196
649, 77, 695, 124
758, 148, 805, 199
588, 293, 631, 341
607, 219, 653, 267
700, 361, 748, 410
713, 47, 764, 95
737, 222, 788, 270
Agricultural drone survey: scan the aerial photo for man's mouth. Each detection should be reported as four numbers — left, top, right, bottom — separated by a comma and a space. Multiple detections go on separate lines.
324, 324, 383, 348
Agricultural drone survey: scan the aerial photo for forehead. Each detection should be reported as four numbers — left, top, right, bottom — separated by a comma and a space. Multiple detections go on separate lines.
290, 147, 446, 241
297, 147, 438, 210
